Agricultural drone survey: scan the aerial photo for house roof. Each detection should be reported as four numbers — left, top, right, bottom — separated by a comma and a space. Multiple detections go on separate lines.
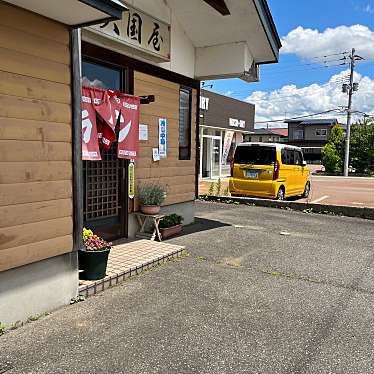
252, 128, 287, 137
270, 128, 288, 137
285, 118, 338, 126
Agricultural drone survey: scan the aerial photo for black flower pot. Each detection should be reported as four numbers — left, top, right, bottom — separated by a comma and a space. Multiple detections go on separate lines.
78, 248, 110, 280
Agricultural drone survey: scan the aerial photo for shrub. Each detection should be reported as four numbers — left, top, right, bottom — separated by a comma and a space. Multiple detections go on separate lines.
137, 183, 166, 206
159, 214, 183, 229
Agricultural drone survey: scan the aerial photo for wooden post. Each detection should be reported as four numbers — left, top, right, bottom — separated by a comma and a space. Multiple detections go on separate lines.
70, 28, 84, 251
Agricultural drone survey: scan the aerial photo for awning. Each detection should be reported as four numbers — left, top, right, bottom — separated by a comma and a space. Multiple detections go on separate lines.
3, 0, 127, 27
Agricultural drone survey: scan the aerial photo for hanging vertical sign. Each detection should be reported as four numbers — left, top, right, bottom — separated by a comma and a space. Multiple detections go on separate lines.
81, 87, 101, 161
128, 161, 135, 199
158, 118, 168, 158
117, 95, 140, 159
222, 130, 235, 165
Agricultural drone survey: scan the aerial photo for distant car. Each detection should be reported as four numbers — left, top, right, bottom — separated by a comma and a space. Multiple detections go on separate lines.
229, 143, 310, 200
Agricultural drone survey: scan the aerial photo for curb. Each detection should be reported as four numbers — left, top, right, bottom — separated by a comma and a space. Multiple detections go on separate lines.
199, 195, 374, 221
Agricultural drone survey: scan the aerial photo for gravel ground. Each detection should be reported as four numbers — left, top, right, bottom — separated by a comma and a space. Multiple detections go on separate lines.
1, 201, 373, 374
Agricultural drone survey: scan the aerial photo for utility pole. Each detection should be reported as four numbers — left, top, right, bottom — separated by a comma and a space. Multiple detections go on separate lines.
342, 48, 363, 176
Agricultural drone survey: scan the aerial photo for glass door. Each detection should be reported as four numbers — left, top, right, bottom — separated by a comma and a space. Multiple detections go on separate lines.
81, 60, 128, 240
201, 135, 222, 179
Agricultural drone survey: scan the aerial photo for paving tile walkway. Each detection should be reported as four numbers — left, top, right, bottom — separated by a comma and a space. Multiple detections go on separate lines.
79, 239, 185, 297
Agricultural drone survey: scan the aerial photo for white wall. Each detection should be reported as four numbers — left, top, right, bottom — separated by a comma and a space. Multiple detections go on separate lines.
159, 12, 195, 78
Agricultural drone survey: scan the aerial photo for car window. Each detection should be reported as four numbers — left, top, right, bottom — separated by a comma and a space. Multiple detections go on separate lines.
234, 145, 276, 165
294, 150, 302, 165
281, 149, 294, 165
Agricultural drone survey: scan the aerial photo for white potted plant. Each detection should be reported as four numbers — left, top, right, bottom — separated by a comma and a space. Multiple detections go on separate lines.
137, 183, 167, 215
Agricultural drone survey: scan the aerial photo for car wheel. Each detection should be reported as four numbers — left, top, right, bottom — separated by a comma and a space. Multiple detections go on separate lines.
276, 187, 285, 201
302, 182, 311, 198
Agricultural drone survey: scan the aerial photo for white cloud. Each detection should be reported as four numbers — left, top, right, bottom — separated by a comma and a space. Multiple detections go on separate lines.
245, 70, 374, 127
281, 25, 374, 60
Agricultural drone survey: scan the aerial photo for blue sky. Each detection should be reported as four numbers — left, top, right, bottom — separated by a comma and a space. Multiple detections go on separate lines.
207, 0, 374, 124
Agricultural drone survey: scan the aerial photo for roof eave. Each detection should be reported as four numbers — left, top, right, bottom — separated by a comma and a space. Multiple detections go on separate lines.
252, 0, 282, 64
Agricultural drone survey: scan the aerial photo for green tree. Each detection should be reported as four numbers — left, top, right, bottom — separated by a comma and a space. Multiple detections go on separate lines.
321, 124, 345, 173
322, 143, 342, 173
350, 120, 374, 173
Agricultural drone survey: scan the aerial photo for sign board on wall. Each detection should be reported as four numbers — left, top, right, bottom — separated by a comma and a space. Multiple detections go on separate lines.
128, 161, 135, 199
200, 96, 210, 110
89, 5, 170, 61
158, 118, 168, 158
229, 118, 246, 128
139, 124, 148, 140
222, 131, 235, 165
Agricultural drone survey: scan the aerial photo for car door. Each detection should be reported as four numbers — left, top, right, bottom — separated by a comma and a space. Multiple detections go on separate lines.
281, 148, 296, 195
293, 150, 304, 193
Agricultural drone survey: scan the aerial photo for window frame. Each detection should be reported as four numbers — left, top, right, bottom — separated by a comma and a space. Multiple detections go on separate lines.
293, 129, 304, 140
178, 86, 192, 160
315, 128, 328, 136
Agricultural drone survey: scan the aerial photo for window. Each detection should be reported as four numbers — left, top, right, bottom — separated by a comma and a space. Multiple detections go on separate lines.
259, 136, 263, 142
281, 149, 294, 165
294, 150, 303, 165
179, 87, 192, 160
234, 145, 276, 166
293, 129, 304, 140
281, 149, 304, 165
316, 129, 327, 136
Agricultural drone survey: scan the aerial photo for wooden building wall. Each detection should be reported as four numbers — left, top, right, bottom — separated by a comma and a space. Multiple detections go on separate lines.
0, 3, 73, 272
134, 72, 196, 206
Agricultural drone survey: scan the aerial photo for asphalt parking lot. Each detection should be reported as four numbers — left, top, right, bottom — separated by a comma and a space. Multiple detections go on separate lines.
1, 201, 374, 373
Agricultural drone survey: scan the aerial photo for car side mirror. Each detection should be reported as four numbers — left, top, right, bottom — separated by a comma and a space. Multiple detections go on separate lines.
302, 160, 307, 167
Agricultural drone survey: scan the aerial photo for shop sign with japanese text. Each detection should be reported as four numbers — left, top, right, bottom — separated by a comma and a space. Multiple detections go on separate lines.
89, 5, 170, 61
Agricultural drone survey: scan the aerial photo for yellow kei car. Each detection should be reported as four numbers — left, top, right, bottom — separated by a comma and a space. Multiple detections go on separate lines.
229, 143, 310, 200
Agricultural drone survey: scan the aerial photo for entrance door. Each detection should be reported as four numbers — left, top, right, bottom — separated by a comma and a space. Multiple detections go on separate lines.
202, 135, 222, 179
81, 60, 128, 240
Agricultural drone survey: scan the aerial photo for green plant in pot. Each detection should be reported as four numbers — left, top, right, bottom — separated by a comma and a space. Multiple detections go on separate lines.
159, 214, 183, 239
137, 182, 167, 215
79, 228, 112, 281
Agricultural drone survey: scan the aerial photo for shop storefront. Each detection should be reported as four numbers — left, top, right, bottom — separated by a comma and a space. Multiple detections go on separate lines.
199, 90, 255, 178
0, 0, 281, 324
81, 5, 200, 239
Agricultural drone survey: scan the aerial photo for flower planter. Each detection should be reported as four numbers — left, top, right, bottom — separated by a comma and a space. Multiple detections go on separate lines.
78, 247, 111, 280
160, 224, 182, 239
141, 205, 161, 215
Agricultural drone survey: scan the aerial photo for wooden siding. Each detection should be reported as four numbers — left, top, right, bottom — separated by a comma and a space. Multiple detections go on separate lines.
0, 3, 72, 272
134, 71, 197, 207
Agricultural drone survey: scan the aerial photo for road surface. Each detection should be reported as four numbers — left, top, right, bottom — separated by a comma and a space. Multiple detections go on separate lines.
199, 175, 374, 208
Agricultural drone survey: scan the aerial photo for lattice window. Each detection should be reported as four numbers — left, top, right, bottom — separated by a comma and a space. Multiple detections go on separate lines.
83, 146, 122, 221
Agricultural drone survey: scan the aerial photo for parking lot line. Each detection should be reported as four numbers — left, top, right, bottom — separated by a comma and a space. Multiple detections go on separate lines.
311, 195, 329, 204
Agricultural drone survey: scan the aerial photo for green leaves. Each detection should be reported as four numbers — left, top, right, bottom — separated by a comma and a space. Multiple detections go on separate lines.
159, 214, 183, 228
137, 183, 167, 206
350, 121, 374, 174
321, 124, 345, 173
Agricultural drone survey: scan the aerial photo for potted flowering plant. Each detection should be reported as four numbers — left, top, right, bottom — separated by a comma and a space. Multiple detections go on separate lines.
137, 183, 167, 215
78, 228, 112, 280
159, 214, 183, 239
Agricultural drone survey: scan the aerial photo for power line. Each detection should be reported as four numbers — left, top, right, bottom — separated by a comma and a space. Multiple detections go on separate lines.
263, 62, 348, 77
254, 109, 340, 124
